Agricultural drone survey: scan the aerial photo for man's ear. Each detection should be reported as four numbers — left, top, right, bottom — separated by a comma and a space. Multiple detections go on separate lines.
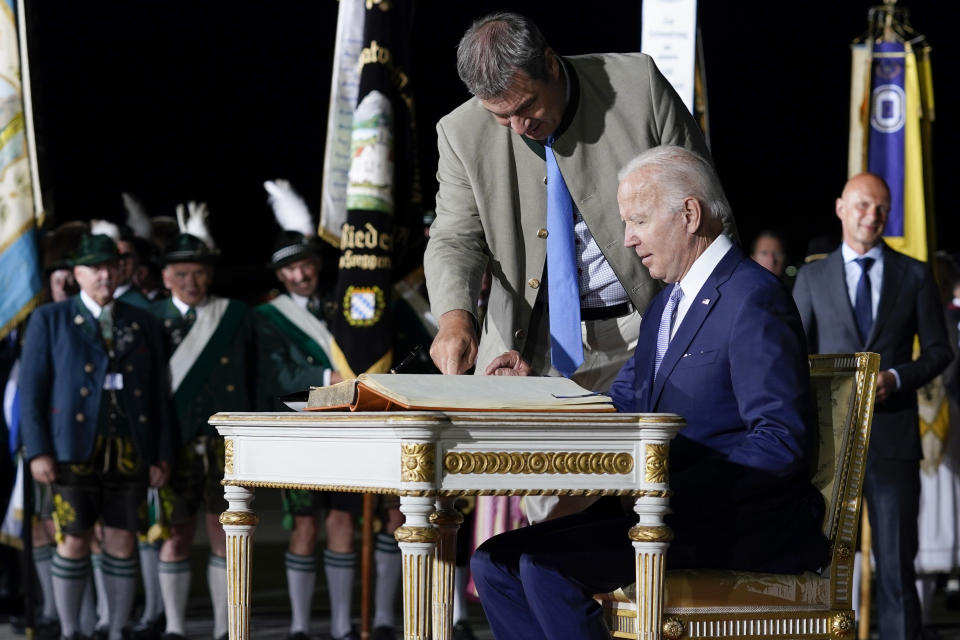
544, 47, 560, 81
835, 197, 844, 220
681, 197, 703, 233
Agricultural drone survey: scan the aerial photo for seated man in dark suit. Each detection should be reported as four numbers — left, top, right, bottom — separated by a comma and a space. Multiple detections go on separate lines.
476, 146, 829, 639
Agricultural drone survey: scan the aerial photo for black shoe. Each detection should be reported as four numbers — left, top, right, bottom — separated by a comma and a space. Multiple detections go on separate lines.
285, 633, 311, 640
92, 625, 109, 640
452, 620, 477, 640
371, 626, 395, 640
214, 634, 228, 640
124, 618, 162, 640
330, 629, 360, 640
161, 634, 188, 640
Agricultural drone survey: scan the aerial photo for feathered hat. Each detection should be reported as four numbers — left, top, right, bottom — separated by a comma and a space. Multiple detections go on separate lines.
164, 201, 220, 265
264, 179, 319, 269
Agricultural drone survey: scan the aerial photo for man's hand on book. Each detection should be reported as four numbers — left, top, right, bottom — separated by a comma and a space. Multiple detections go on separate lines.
430, 309, 478, 375
485, 350, 532, 376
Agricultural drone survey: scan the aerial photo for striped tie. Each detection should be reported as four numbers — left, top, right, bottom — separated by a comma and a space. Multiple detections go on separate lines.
654, 284, 684, 378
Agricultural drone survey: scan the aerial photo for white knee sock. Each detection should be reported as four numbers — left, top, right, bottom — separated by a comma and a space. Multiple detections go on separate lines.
51, 552, 89, 638
79, 575, 97, 635
33, 544, 58, 620
208, 555, 228, 639
91, 552, 110, 629
373, 533, 401, 629
138, 540, 163, 622
324, 549, 356, 638
916, 574, 937, 624
158, 559, 191, 635
285, 551, 316, 634
102, 553, 137, 640
453, 565, 469, 624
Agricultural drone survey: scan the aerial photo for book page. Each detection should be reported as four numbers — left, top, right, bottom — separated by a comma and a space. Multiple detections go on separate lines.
357, 374, 613, 411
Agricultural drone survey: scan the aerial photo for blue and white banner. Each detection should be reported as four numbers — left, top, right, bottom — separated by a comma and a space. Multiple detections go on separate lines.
0, 0, 41, 340
867, 42, 907, 237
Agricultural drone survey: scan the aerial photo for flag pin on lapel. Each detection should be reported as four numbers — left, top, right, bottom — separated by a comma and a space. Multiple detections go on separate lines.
701, 298, 710, 305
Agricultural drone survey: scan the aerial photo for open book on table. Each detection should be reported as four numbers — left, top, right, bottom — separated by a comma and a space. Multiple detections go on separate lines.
305, 373, 615, 412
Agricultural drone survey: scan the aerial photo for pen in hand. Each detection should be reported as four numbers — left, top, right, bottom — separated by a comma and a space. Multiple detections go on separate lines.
390, 344, 423, 374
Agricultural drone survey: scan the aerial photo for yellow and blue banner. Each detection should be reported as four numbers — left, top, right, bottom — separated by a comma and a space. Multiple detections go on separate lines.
0, 0, 41, 340
849, 39, 931, 262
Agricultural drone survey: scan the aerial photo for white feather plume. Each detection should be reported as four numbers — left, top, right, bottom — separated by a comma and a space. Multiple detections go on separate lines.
175, 201, 217, 250
121, 193, 153, 239
90, 219, 120, 240
264, 179, 314, 237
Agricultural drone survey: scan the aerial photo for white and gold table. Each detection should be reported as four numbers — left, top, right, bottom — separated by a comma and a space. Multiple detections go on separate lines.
210, 411, 683, 640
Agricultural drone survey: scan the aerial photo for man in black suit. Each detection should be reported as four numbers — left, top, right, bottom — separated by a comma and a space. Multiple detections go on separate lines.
793, 172, 952, 640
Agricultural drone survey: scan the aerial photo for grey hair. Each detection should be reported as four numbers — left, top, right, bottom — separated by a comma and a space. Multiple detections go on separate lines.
618, 146, 733, 236
456, 12, 550, 100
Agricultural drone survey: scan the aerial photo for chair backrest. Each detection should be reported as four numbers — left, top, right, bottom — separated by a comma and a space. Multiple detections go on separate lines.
807, 353, 879, 607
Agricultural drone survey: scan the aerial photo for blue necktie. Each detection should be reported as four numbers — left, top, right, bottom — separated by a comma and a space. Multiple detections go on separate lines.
545, 137, 583, 378
854, 257, 875, 344
655, 284, 684, 378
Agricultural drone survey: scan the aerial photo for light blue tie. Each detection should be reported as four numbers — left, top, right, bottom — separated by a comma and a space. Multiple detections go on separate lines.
655, 284, 684, 378
545, 136, 583, 378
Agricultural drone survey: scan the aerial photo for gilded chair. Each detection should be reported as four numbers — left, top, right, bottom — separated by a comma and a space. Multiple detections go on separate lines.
600, 352, 880, 640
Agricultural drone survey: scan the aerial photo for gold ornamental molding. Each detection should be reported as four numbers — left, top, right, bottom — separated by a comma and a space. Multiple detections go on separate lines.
437, 488, 670, 497
443, 451, 633, 475
628, 525, 674, 543
429, 509, 464, 527
394, 525, 440, 544
662, 616, 685, 640
219, 511, 259, 527
224, 439, 234, 474
644, 443, 669, 483
834, 543, 852, 561
220, 479, 435, 497
831, 611, 855, 638
401, 442, 435, 483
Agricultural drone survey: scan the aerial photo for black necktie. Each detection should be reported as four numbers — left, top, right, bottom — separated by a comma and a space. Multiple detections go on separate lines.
854, 257, 875, 343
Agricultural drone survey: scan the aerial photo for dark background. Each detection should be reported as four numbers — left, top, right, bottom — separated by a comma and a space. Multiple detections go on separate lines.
23, 1, 960, 297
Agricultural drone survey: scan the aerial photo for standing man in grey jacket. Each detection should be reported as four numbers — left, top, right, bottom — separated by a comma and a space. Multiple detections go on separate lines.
425, 11, 714, 402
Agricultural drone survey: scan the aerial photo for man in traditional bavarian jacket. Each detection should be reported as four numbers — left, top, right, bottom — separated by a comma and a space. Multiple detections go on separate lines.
151, 233, 255, 640
19, 233, 174, 640
253, 231, 370, 640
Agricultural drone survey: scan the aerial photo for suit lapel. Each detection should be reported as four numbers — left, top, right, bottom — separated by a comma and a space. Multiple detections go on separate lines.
650, 245, 741, 408
70, 296, 105, 354
825, 250, 862, 346
867, 244, 903, 347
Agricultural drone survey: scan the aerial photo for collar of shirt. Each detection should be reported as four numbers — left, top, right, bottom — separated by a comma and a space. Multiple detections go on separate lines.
840, 242, 884, 315
672, 233, 734, 339
79, 289, 113, 320
171, 295, 206, 318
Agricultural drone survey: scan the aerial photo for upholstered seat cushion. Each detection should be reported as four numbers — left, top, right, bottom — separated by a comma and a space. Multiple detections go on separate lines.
601, 569, 829, 609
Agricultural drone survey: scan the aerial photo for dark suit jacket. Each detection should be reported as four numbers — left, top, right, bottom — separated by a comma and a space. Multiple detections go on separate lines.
19, 296, 175, 465
793, 244, 951, 460
610, 243, 828, 573
151, 298, 255, 442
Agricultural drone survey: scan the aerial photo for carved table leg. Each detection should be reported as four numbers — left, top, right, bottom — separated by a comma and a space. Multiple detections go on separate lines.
430, 497, 463, 640
220, 484, 258, 640
630, 495, 672, 640
396, 495, 438, 640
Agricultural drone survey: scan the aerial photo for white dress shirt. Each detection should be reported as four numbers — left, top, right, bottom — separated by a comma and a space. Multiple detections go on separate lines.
671, 234, 733, 339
